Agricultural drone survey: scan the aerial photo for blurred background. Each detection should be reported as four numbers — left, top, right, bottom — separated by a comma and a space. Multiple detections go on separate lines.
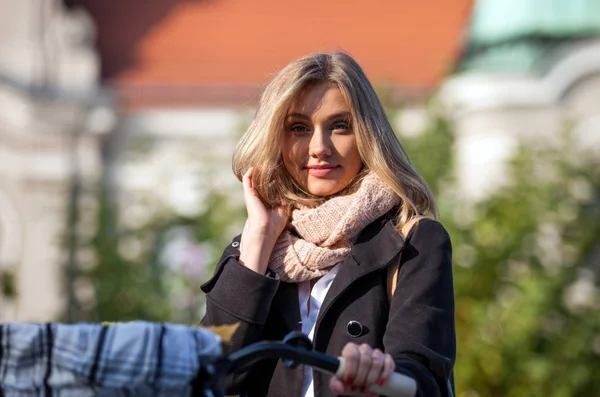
0, 0, 599, 395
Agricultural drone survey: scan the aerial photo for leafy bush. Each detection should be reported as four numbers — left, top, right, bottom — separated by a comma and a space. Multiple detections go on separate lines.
402, 114, 600, 397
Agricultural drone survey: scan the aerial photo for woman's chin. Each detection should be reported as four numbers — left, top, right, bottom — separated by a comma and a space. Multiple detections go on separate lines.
306, 181, 345, 197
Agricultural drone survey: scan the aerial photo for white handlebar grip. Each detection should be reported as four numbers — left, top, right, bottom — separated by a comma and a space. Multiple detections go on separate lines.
336, 357, 417, 397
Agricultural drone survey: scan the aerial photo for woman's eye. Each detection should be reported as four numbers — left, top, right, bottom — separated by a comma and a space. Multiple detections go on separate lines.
332, 121, 350, 131
290, 124, 310, 133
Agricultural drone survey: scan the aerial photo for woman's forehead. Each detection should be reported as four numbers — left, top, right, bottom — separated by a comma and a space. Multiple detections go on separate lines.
287, 82, 350, 117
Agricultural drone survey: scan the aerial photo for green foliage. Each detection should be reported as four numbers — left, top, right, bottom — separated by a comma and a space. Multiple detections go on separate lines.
400, 114, 600, 396
67, 181, 245, 324
398, 102, 455, 198
450, 141, 600, 397
82, 184, 170, 322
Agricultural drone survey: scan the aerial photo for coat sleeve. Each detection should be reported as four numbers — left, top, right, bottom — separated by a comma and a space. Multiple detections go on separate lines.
199, 235, 280, 394
383, 219, 456, 397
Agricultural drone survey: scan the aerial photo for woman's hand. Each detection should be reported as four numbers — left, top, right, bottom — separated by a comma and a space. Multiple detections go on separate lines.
330, 342, 395, 396
239, 167, 288, 274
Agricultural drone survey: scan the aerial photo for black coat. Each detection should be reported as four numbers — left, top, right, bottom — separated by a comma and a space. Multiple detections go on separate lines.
200, 215, 455, 397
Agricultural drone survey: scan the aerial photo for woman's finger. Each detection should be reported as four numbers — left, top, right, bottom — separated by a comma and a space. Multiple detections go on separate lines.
377, 354, 396, 388
242, 167, 266, 214
352, 344, 373, 388
328, 375, 348, 395
340, 343, 360, 386
242, 167, 254, 195
364, 348, 386, 389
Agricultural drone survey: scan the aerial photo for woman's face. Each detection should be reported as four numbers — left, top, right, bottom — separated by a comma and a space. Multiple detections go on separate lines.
281, 82, 363, 197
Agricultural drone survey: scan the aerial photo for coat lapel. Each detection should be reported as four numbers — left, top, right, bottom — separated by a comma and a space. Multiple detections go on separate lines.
315, 218, 406, 332
273, 281, 303, 333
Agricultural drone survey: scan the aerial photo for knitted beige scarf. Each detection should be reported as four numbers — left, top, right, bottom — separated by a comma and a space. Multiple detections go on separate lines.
268, 173, 401, 282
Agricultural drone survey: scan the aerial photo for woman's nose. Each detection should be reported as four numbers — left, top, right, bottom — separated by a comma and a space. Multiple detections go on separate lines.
308, 128, 331, 158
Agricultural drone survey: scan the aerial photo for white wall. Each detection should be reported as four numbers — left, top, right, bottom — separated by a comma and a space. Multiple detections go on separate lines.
0, 0, 103, 321
439, 40, 600, 200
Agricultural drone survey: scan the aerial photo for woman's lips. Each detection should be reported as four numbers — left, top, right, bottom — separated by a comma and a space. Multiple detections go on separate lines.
306, 165, 339, 177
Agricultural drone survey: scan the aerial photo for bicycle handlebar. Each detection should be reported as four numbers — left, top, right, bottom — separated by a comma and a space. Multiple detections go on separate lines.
221, 337, 417, 397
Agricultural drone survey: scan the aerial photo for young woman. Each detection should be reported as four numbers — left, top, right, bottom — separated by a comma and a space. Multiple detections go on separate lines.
200, 52, 455, 397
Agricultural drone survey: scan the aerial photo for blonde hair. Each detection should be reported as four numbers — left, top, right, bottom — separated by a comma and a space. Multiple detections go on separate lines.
232, 52, 437, 236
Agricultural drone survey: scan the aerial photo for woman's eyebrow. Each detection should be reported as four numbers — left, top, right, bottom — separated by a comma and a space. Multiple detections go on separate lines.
286, 112, 310, 120
326, 111, 352, 121
286, 111, 351, 120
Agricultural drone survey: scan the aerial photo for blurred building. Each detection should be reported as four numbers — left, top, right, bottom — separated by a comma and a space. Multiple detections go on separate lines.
441, 0, 600, 199
0, 0, 473, 321
0, 0, 116, 321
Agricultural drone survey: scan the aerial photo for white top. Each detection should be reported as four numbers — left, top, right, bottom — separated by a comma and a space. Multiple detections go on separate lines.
298, 264, 340, 397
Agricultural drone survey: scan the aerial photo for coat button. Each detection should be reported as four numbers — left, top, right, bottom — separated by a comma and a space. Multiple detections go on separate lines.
346, 321, 363, 337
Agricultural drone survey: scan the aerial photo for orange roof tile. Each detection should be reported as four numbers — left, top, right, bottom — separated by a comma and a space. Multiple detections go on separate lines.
74, 0, 473, 107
